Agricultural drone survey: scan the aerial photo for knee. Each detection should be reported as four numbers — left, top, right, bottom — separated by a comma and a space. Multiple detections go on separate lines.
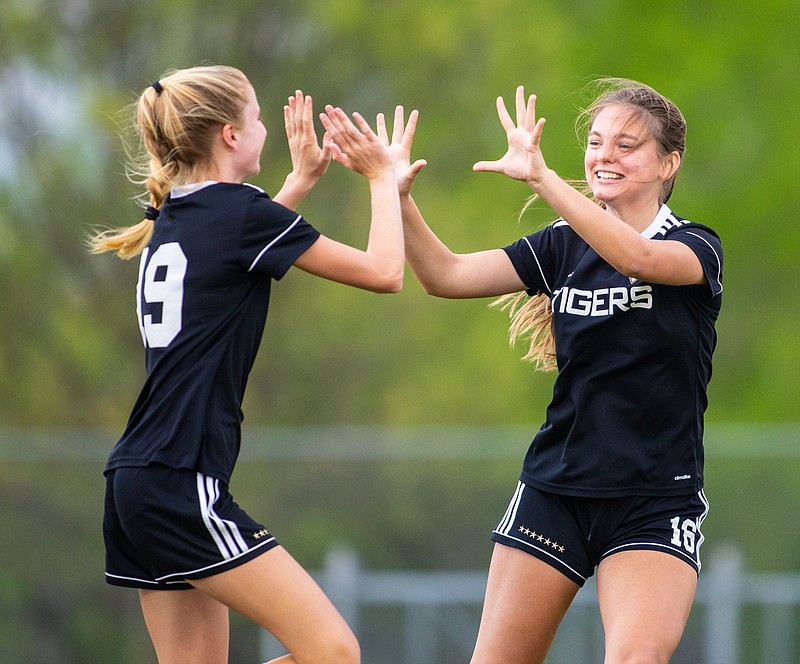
605, 643, 670, 664
318, 629, 360, 664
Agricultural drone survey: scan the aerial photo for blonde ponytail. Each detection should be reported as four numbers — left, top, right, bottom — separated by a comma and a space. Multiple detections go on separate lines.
89, 65, 250, 259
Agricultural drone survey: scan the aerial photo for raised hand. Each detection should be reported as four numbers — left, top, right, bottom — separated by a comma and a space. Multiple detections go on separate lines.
473, 86, 548, 185
376, 106, 427, 196
319, 105, 393, 181
284, 90, 332, 183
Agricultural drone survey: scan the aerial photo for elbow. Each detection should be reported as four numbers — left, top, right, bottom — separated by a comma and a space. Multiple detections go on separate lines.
372, 269, 404, 294
381, 276, 404, 294
615, 245, 651, 282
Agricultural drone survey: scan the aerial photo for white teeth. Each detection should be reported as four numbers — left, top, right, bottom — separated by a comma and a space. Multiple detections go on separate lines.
597, 171, 622, 180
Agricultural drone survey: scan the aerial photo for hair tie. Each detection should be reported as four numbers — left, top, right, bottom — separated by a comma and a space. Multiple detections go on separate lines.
144, 205, 160, 221
152, 80, 163, 95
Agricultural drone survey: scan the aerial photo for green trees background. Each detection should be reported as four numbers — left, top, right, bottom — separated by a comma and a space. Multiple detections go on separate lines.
2, 0, 798, 428
1, 1, 799, 661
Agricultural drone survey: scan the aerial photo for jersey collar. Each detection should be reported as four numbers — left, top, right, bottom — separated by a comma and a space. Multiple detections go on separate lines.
639, 204, 673, 239
171, 180, 219, 199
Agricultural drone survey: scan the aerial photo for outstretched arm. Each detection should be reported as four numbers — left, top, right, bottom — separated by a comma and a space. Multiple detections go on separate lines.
273, 90, 332, 209
292, 106, 404, 293
379, 106, 526, 299
475, 86, 705, 286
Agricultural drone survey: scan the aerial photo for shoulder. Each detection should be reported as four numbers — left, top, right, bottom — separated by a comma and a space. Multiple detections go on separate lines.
644, 206, 721, 243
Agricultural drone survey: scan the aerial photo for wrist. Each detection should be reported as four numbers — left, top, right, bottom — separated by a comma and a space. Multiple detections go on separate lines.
283, 171, 318, 195
526, 168, 555, 191
367, 170, 397, 187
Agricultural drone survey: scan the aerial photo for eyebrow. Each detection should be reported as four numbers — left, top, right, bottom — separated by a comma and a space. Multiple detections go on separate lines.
588, 130, 641, 141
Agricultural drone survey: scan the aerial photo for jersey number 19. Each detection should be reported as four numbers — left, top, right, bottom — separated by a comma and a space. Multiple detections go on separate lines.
136, 243, 187, 348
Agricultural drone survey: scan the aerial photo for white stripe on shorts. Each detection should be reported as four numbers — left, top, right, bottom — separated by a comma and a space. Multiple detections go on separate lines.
496, 481, 525, 536
197, 473, 249, 559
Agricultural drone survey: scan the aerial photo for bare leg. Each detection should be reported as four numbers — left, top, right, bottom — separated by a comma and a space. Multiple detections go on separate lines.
597, 550, 697, 664
139, 587, 229, 664
470, 543, 580, 664
191, 546, 360, 664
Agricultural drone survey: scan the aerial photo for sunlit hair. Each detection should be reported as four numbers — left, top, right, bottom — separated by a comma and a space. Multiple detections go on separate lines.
89, 65, 250, 258
493, 78, 686, 372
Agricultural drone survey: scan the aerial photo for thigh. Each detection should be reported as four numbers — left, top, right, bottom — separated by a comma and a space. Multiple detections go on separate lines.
191, 545, 359, 664
470, 543, 579, 664
597, 550, 697, 664
139, 587, 229, 664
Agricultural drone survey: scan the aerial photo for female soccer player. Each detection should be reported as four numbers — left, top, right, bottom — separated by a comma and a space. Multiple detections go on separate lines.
91, 65, 404, 664
379, 79, 723, 663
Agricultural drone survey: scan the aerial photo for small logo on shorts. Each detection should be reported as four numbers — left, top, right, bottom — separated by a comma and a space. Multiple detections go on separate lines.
253, 529, 270, 540
674, 474, 692, 481
519, 525, 566, 553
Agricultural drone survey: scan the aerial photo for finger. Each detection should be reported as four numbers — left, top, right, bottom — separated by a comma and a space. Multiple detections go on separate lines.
376, 112, 388, 143
351, 111, 374, 138
320, 106, 347, 136
392, 105, 405, 145
472, 160, 502, 173
301, 93, 316, 139
329, 141, 348, 166
320, 131, 333, 161
283, 103, 293, 138
515, 85, 526, 127
530, 117, 546, 148
292, 90, 304, 127
495, 95, 515, 133
326, 106, 358, 137
523, 94, 538, 133
401, 109, 419, 149
321, 107, 362, 151
409, 158, 427, 177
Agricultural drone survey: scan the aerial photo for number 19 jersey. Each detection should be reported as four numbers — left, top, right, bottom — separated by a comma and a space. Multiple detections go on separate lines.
105, 182, 320, 483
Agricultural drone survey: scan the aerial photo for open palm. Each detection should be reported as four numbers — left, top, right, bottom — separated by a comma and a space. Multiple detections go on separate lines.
377, 106, 427, 196
473, 86, 548, 184
284, 90, 331, 181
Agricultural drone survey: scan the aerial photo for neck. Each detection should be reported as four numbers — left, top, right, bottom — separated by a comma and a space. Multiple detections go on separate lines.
604, 199, 663, 233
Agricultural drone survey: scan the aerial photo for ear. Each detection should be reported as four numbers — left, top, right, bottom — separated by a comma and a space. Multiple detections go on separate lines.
220, 123, 237, 150
661, 151, 681, 180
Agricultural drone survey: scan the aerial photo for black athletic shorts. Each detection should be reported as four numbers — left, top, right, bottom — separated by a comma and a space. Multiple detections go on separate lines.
491, 481, 709, 586
104, 464, 280, 590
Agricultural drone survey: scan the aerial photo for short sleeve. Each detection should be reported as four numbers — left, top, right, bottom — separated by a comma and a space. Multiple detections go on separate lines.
239, 191, 320, 279
502, 223, 566, 296
668, 225, 724, 297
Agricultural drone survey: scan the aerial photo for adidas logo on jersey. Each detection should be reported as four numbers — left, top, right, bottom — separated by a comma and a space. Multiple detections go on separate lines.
552, 284, 653, 317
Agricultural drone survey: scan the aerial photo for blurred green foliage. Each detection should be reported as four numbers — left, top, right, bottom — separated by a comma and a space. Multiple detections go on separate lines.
0, 0, 797, 428
1, 0, 799, 661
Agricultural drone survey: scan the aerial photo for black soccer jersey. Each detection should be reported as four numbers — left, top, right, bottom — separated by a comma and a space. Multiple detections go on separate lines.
105, 182, 320, 483
503, 204, 723, 498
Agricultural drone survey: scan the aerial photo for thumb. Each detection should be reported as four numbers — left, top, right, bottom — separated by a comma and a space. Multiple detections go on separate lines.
472, 160, 502, 173
409, 159, 427, 177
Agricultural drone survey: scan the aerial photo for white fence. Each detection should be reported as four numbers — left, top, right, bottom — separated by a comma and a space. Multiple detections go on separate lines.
261, 545, 800, 664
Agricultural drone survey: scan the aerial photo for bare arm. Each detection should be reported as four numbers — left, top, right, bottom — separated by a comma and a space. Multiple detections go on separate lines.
527, 170, 705, 285
400, 193, 526, 298
473, 86, 705, 286
293, 107, 403, 293
378, 106, 525, 299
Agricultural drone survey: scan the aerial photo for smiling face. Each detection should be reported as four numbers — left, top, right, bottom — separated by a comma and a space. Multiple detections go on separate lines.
584, 103, 678, 218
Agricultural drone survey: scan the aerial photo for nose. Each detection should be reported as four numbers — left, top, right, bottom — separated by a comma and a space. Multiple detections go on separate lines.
598, 143, 615, 162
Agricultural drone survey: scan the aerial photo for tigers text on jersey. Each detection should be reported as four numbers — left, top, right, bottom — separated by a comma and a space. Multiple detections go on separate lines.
105, 182, 320, 482
503, 205, 723, 498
